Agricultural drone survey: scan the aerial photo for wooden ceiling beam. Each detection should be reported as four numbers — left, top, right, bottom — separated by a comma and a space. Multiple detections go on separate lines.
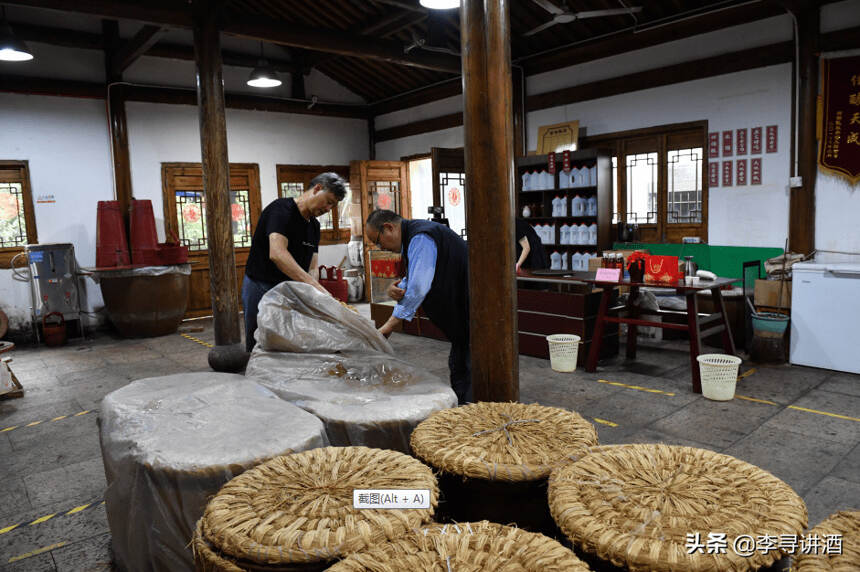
223, 17, 460, 74
11, 21, 104, 50
146, 43, 300, 74
112, 25, 167, 75
3, 0, 192, 28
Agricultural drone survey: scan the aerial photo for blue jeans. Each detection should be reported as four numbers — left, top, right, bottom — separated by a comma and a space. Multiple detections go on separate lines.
241, 275, 277, 352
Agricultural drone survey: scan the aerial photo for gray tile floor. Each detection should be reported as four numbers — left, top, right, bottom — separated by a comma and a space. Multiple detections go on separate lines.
0, 309, 858, 570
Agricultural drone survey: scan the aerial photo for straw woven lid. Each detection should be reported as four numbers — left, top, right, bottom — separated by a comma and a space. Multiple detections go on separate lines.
794, 510, 859, 571
548, 444, 808, 572
327, 521, 592, 571
200, 447, 438, 566
410, 401, 599, 482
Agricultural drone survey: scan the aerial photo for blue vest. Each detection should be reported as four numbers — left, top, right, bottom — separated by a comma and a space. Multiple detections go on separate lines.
400, 219, 469, 344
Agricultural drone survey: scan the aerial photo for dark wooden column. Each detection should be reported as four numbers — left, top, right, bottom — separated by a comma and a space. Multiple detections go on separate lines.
461, 0, 519, 402
102, 20, 132, 225
192, 0, 246, 370
512, 66, 525, 157
788, 2, 818, 255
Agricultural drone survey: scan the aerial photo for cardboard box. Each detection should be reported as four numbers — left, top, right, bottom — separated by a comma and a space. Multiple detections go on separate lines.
754, 279, 791, 309
588, 256, 603, 272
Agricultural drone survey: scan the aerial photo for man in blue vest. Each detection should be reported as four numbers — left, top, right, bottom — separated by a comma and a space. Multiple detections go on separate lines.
365, 209, 472, 404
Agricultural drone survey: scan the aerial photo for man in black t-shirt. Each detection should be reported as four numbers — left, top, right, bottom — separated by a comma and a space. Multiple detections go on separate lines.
242, 172, 347, 352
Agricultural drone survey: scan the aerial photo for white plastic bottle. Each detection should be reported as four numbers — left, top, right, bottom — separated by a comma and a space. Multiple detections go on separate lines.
587, 196, 597, 216
550, 250, 562, 270
589, 165, 597, 186
579, 223, 589, 244
551, 196, 561, 217
559, 195, 568, 217
558, 169, 570, 189
589, 223, 598, 245
570, 166, 580, 188
547, 223, 556, 244
522, 172, 531, 191
560, 251, 568, 270
559, 223, 569, 245
571, 195, 582, 217
571, 251, 582, 271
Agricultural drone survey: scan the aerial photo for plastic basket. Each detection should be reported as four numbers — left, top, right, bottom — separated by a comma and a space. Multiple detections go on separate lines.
546, 334, 581, 372
697, 354, 742, 401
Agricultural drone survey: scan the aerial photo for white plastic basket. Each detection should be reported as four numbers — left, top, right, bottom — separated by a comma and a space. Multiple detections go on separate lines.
696, 354, 742, 401
546, 334, 581, 372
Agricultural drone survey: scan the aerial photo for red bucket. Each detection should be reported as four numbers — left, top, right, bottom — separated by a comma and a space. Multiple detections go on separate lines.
42, 312, 67, 347
96, 201, 130, 267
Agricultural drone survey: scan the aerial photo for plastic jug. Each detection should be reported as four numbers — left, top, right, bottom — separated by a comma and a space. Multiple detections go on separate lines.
559, 224, 570, 245
570, 195, 583, 216
550, 251, 562, 270
560, 251, 568, 270
559, 169, 570, 189
587, 196, 597, 216
558, 195, 567, 217
589, 223, 598, 245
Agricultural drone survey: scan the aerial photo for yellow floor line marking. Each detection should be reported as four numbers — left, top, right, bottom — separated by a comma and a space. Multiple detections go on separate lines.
597, 379, 676, 397
593, 418, 619, 427
787, 406, 860, 423
65, 503, 92, 515
735, 394, 778, 406
0, 524, 20, 535
8, 541, 68, 564
1, 410, 94, 434
737, 368, 756, 380
179, 333, 214, 348
29, 513, 56, 525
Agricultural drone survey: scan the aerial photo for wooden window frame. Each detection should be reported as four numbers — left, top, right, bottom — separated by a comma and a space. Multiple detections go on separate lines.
276, 164, 351, 246
583, 120, 708, 243
0, 160, 38, 268
161, 162, 262, 254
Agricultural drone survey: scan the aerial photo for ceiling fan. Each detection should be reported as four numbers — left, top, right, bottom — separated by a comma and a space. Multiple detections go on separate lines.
524, 0, 643, 37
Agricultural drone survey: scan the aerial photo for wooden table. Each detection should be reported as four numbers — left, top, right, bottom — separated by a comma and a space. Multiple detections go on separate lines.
578, 275, 737, 393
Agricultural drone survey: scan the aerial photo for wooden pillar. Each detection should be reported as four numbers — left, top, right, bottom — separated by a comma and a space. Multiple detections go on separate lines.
461, 0, 519, 402
789, 1, 818, 255
192, 0, 246, 370
102, 20, 132, 225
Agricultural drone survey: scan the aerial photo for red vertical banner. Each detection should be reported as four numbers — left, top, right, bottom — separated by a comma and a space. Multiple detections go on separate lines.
722, 131, 733, 156
751, 158, 762, 185
736, 128, 748, 155
751, 127, 763, 154
818, 55, 860, 184
562, 150, 571, 171
736, 159, 748, 185
722, 161, 733, 186
766, 125, 778, 153
708, 132, 720, 158
547, 152, 556, 174
709, 162, 720, 187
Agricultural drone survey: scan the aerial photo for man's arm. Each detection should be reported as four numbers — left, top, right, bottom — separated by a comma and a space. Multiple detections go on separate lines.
516, 236, 530, 273
269, 233, 329, 295
379, 235, 436, 336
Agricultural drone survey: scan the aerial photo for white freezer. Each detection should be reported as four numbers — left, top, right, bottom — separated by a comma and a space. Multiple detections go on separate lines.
790, 262, 860, 374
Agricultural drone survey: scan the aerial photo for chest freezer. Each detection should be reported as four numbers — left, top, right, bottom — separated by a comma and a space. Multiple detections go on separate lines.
790, 262, 860, 374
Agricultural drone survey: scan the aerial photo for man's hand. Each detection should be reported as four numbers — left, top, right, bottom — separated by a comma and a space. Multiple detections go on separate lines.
378, 315, 402, 339
387, 283, 405, 301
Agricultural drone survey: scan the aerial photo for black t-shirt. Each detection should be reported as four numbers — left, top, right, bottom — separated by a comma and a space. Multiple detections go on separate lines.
245, 198, 320, 285
515, 218, 549, 270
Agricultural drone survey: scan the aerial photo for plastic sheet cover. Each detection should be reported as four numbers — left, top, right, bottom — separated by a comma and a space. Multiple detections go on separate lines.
87, 263, 191, 283
247, 282, 457, 451
99, 372, 328, 572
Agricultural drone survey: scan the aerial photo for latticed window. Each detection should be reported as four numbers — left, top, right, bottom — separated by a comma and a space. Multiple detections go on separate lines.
0, 161, 37, 267
175, 189, 252, 251
626, 152, 658, 224
276, 165, 351, 244
667, 148, 703, 224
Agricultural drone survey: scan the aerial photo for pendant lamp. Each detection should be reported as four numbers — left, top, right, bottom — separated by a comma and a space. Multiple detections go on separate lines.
419, 0, 460, 9
0, 8, 34, 62
246, 41, 281, 88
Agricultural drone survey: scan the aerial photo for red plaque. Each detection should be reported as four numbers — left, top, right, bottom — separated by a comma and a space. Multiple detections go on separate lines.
736, 128, 748, 155
722, 131, 733, 157
736, 159, 748, 185
766, 125, 778, 153
722, 161, 733, 187
751, 127, 763, 154
562, 150, 571, 171
819, 55, 860, 184
709, 132, 720, 158
547, 152, 556, 174
751, 158, 762, 185
709, 162, 719, 187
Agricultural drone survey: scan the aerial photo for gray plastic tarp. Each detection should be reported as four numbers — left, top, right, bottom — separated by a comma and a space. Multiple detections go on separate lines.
99, 372, 328, 572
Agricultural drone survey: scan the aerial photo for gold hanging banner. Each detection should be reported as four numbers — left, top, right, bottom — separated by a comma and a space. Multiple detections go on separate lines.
819, 55, 860, 185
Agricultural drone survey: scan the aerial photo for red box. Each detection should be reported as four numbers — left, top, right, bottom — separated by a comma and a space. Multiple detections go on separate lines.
645, 255, 680, 284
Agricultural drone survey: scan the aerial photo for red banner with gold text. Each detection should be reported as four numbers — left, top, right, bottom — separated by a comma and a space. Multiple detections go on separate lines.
819, 56, 860, 184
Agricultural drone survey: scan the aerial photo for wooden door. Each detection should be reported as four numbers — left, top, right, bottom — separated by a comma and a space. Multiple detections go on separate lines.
431, 147, 467, 238
161, 163, 262, 318
351, 160, 410, 302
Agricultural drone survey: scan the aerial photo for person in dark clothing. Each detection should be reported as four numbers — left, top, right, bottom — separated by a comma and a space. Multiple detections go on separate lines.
365, 209, 472, 404
515, 218, 549, 273
242, 172, 347, 352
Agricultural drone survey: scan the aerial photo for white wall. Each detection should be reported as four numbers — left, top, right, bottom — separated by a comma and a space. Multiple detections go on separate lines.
0, 93, 114, 330
374, 4, 860, 252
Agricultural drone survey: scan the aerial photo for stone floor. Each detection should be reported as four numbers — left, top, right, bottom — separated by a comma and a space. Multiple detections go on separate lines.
0, 307, 858, 570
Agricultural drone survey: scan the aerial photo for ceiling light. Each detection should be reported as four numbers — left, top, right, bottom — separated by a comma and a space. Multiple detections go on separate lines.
247, 41, 281, 88
247, 61, 282, 88
419, 0, 460, 9
0, 12, 34, 62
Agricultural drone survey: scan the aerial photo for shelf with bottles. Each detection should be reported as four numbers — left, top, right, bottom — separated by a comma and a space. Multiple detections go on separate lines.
548, 249, 599, 272
525, 216, 598, 221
